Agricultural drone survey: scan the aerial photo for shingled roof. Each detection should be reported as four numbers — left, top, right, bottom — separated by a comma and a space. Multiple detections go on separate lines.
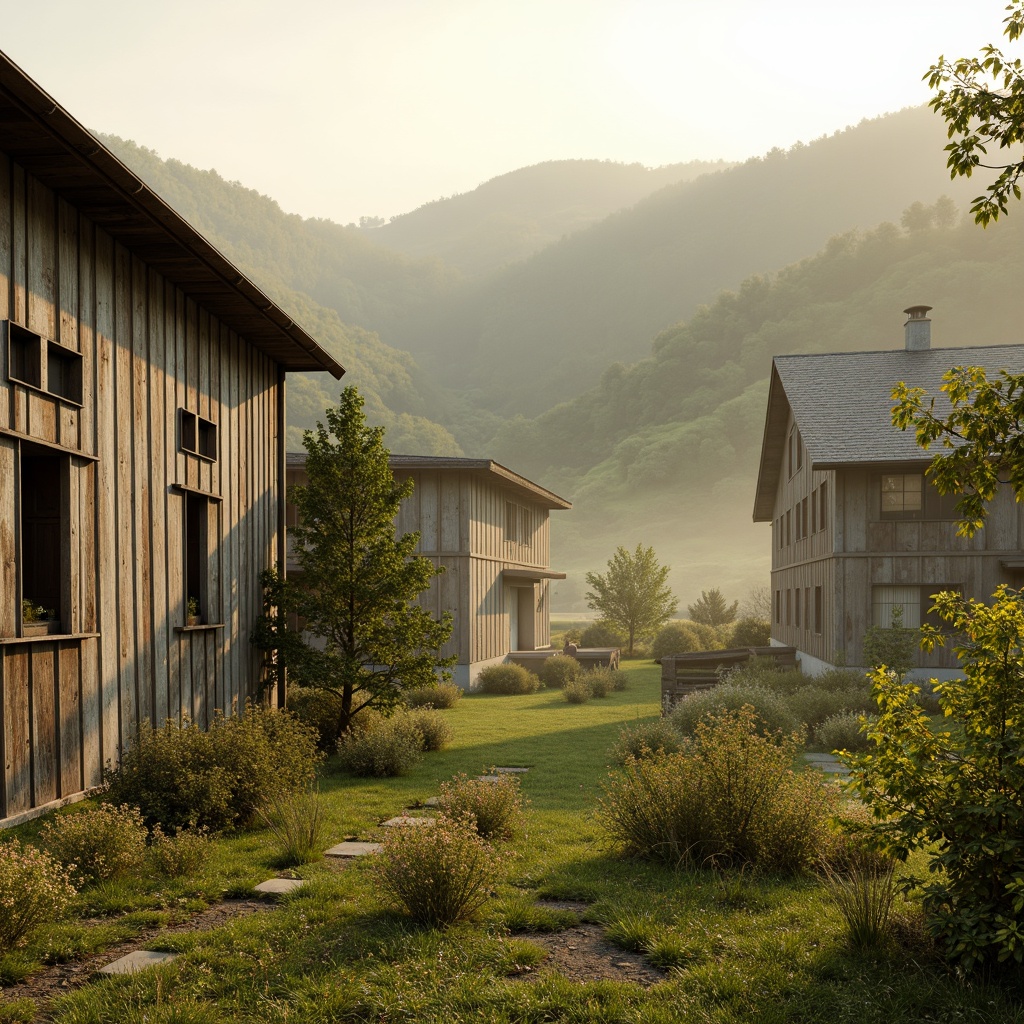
0, 49, 344, 378
753, 344, 1024, 521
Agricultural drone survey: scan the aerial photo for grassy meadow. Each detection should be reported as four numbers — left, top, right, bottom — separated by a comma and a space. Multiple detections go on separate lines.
2, 661, 1022, 1023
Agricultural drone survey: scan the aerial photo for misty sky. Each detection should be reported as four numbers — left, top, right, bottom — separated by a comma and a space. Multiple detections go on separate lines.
1, 0, 1003, 225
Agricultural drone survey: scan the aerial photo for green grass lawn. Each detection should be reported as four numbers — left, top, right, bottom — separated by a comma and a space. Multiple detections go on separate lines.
2, 662, 1023, 1023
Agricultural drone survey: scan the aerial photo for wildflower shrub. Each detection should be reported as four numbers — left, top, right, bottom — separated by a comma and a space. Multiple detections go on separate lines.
372, 815, 508, 926
588, 670, 613, 698
667, 682, 797, 740
148, 825, 210, 877
437, 772, 526, 839
40, 803, 147, 884
0, 840, 77, 948
539, 653, 580, 689
336, 716, 422, 777
104, 705, 321, 832
563, 677, 592, 703
601, 707, 835, 873
476, 664, 541, 695
817, 711, 872, 753
403, 682, 462, 709
612, 720, 683, 763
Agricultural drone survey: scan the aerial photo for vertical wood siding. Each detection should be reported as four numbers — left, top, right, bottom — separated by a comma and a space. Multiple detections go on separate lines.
0, 159, 280, 823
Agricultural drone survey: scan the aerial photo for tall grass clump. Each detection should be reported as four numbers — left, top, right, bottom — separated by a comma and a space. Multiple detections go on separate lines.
437, 773, 526, 839
40, 803, 147, 884
0, 839, 77, 949
601, 707, 835, 873
371, 816, 509, 927
667, 682, 797, 740
476, 664, 541, 695
104, 705, 321, 832
817, 711, 873, 753
822, 852, 899, 950
336, 716, 422, 777
539, 654, 580, 689
258, 785, 328, 866
403, 682, 463, 708
563, 677, 593, 703
587, 667, 616, 697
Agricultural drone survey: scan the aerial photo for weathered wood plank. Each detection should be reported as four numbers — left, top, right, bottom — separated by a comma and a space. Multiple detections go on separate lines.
0, 438, 16, 637
2, 648, 31, 815
80, 637, 102, 788
26, 177, 56, 342
11, 163, 26, 328
31, 645, 57, 806
150, 273, 169, 728
58, 643, 81, 798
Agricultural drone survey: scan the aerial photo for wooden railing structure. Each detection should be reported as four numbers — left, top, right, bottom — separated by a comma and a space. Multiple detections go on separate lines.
659, 646, 797, 710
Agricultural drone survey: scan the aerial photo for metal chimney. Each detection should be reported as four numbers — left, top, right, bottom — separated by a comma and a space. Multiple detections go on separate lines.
904, 305, 932, 351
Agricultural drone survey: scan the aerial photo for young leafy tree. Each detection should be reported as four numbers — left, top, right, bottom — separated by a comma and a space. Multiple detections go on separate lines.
277, 386, 454, 736
926, 0, 1024, 225
584, 544, 677, 656
849, 586, 1024, 971
687, 588, 739, 627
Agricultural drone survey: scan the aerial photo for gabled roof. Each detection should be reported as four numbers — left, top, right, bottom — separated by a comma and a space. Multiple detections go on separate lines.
0, 50, 344, 378
753, 344, 1024, 521
287, 452, 572, 510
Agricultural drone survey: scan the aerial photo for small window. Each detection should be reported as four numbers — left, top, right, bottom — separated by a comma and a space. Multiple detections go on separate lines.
881, 474, 923, 516
8, 322, 42, 389
21, 452, 65, 632
811, 491, 817, 534
796, 431, 803, 471
785, 589, 792, 626
182, 491, 221, 624
819, 480, 828, 531
814, 586, 823, 634
46, 341, 82, 404
795, 588, 801, 628
775, 589, 781, 624
179, 408, 218, 462
801, 497, 808, 538
785, 510, 791, 546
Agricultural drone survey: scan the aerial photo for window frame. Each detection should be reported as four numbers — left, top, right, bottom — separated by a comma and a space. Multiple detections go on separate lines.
5, 320, 83, 407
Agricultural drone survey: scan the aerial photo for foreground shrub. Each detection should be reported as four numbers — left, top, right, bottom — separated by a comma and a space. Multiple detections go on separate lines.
850, 586, 1024, 971
403, 682, 463, 709
399, 708, 454, 751
539, 654, 580, 689
563, 677, 592, 703
258, 785, 328, 866
104, 706, 321, 832
437, 773, 526, 839
476, 663, 541, 695
601, 707, 835, 873
148, 825, 210, 877
336, 717, 422, 776
668, 683, 798, 740
612, 720, 683, 763
0, 840, 76, 948
372, 816, 508, 926
287, 686, 344, 751
730, 617, 771, 647
41, 803, 147, 884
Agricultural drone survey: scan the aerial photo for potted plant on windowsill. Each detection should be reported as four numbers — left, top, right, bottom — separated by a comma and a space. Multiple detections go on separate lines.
186, 596, 202, 627
23, 599, 60, 636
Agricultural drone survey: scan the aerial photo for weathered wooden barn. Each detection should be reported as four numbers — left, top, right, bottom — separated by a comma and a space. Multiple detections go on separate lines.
0, 53, 344, 826
753, 307, 1024, 676
286, 454, 571, 688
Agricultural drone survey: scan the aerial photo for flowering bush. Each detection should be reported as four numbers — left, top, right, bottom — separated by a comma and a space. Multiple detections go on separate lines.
148, 825, 210, 877
398, 708, 454, 751
0, 839, 77, 948
601, 707, 835, 874
336, 717, 422, 776
371, 815, 508, 926
436, 772, 526, 839
40, 803, 147, 884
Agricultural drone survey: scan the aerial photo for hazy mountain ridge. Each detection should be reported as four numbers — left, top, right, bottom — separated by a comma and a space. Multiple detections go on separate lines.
366, 158, 734, 277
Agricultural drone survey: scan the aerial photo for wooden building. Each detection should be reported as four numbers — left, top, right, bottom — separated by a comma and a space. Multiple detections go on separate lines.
0, 53, 344, 826
286, 454, 571, 688
753, 307, 1024, 677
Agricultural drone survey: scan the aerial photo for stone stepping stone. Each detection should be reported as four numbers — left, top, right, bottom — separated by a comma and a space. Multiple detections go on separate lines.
803, 754, 852, 775
422, 796, 439, 807
477, 775, 502, 783
493, 766, 529, 773
382, 815, 435, 827
99, 950, 177, 975
325, 840, 382, 858
254, 877, 306, 896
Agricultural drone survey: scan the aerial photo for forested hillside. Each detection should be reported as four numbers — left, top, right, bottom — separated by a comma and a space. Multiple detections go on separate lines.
366, 158, 732, 277
514, 203, 1024, 609
400, 106, 981, 418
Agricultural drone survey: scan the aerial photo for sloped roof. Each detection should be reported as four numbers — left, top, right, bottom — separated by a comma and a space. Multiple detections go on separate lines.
287, 452, 572, 509
0, 49, 344, 378
753, 343, 1024, 521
